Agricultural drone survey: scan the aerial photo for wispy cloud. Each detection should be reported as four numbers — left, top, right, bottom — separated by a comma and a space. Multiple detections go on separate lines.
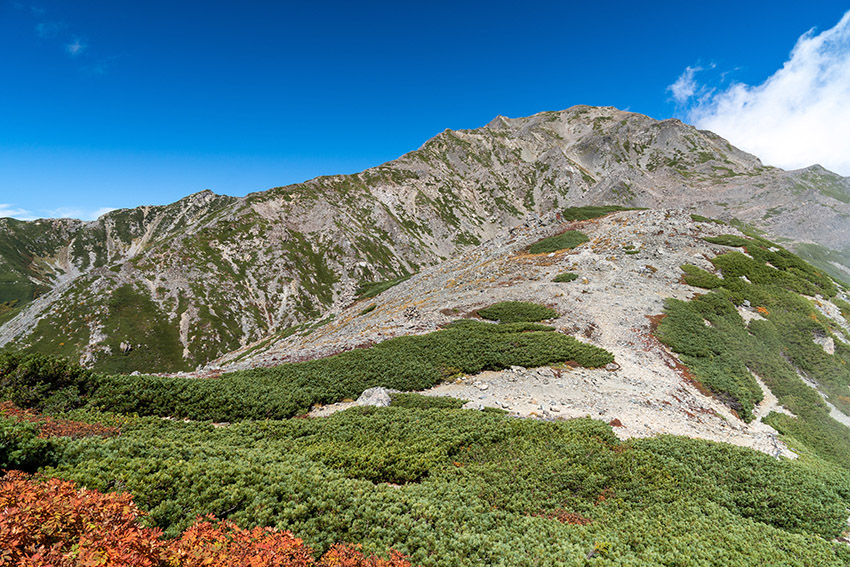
670, 11, 850, 176
46, 207, 116, 221
26, 5, 106, 68
0, 204, 36, 221
667, 65, 715, 105
65, 36, 86, 56
35, 21, 65, 39
0, 204, 116, 221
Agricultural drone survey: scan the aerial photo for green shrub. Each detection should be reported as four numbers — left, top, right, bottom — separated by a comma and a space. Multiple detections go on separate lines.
85, 320, 612, 421
702, 235, 836, 297
356, 275, 411, 299
552, 272, 578, 283
0, 352, 93, 413
833, 297, 850, 319
0, 416, 56, 471
477, 301, 558, 323
680, 264, 723, 289
528, 231, 589, 254
661, 245, 850, 464
561, 205, 640, 221
358, 303, 377, 316
704, 235, 751, 247
40, 410, 850, 565
691, 214, 726, 225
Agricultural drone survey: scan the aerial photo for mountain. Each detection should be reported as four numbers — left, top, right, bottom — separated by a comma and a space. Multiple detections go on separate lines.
4, 106, 850, 565
212, 205, 850, 459
2, 105, 849, 373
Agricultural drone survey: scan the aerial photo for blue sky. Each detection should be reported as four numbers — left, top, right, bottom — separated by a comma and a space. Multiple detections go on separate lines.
2, 1, 849, 220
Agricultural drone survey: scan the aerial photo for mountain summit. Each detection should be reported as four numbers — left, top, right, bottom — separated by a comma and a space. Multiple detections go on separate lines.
1, 105, 849, 372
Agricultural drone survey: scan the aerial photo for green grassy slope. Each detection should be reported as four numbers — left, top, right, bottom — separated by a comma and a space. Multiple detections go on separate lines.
658, 234, 850, 469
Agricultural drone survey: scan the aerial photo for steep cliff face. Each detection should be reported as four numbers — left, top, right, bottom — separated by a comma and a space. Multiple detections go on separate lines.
1, 105, 848, 372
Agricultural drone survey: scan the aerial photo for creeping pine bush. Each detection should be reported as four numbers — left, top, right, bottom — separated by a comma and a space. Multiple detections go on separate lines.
0, 416, 56, 471
560, 205, 640, 221
691, 214, 726, 225
355, 275, 412, 299
703, 235, 751, 248
39, 411, 850, 566
660, 235, 850, 466
388, 392, 466, 410
83, 320, 613, 421
528, 230, 589, 254
477, 301, 558, 323
0, 352, 94, 413
552, 272, 578, 283
834, 296, 850, 319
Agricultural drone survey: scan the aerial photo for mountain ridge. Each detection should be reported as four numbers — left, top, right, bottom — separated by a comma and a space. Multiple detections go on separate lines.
1, 105, 849, 372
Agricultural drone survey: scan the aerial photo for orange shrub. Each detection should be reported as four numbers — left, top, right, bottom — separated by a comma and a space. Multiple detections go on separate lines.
0, 401, 119, 439
0, 470, 167, 566
0, 472, 412, 567
169, 517, 315, 567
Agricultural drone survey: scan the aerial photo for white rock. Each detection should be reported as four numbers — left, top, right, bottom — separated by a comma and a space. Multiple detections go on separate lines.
356, 387, 393, 407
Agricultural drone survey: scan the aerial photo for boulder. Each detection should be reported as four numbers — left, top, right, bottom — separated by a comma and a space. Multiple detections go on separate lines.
357, 387, 393, 407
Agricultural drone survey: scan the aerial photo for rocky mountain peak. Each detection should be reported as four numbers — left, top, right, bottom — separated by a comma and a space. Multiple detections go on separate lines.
1, 106, 848, 373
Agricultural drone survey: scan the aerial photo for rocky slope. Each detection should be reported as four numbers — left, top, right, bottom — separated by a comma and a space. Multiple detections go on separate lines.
2, 105, 849, 372
224, 208, 848, 460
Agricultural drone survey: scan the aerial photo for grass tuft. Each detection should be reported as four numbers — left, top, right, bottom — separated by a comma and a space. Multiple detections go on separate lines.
528, 231, 589, 254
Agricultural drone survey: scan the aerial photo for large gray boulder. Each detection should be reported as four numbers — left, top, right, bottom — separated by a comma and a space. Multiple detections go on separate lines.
356, 387, 395, 407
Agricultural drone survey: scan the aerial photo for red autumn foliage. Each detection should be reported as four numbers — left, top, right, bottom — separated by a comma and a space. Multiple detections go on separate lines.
0, 470, 167, 566
169, 517, 316, 567
0, 401, 120, 439
0, 471, 412, 567
531, 509, 592, 525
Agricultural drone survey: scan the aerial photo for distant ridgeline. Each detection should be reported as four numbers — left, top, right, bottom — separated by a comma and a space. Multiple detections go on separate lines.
1, 106, 849, 372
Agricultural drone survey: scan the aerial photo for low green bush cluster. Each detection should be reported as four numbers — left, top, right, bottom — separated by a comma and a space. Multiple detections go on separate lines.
38, 409, 850, 566
833, 297, 850, 319
477, 301, 558, 323
355, 275, 412, 299
703, 234, 751, 247
680, 264, 723, 289
707, 235, 837, 297
3, 321, 613, 422
552, 272, 578, 283
660, 236, 850, 466
528, 231, 589, 254
690, 214, 726, 225
358, 303, 377, 316
561, 205, 639, 221
0, 352, 94, 414
0, 415, 56, 471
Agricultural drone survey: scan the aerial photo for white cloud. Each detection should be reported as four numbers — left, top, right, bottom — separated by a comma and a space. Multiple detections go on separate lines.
65, 36, 86, 56
46, 207, 117, 221
0, 204, 116, 222
0, 204, 36, 221
672, 10, 850, 176
667, 65, 713, 105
